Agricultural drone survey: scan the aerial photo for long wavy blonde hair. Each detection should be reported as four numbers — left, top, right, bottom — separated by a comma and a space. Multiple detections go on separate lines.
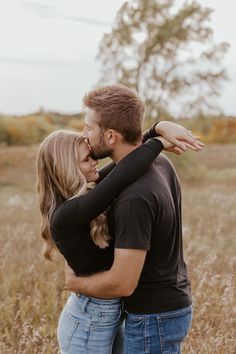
36, 130, 110, 260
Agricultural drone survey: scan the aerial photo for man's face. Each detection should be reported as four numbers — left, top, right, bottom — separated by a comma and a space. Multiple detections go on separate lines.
83, 108, 112, 159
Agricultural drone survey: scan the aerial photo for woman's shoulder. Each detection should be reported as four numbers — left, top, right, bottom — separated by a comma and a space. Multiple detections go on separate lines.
50, 197, 82, 229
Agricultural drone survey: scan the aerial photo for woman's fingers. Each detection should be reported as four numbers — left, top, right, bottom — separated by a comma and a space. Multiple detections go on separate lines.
183, 130, 205, 149
172, 138, 203, 153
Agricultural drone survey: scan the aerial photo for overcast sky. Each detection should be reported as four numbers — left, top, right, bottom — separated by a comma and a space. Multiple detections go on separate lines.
0, 0, 235, 116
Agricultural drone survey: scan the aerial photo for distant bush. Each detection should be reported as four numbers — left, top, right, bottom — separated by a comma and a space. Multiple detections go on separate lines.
204, 118, 236, 143
0, 116, 53, 145
67, 118, 85, 131
0, 113, 85, 145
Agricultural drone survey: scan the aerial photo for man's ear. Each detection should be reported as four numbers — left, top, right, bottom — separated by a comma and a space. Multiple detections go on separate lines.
106, 129, 117, 145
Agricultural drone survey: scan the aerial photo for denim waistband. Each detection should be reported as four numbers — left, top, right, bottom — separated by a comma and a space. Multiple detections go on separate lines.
75, 293, 121, 305
68, 292, 122, 314
125, 304, 193, 318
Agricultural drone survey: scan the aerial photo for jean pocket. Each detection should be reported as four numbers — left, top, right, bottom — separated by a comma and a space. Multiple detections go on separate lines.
125, 311, 145, 337
125, 311, 145, 321
157, 307, 192, 352
92, 308, 123, 328
57, 306, 80, 352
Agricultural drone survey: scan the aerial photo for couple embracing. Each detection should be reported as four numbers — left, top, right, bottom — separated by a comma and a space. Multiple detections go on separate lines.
36, 84, 204, 353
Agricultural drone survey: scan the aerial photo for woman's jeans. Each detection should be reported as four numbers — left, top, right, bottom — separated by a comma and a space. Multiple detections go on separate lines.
57, 293, 124, 354
124, 305, 192, 354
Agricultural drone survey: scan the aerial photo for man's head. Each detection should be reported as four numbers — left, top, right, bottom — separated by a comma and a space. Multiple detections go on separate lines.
83, 84, 146, 159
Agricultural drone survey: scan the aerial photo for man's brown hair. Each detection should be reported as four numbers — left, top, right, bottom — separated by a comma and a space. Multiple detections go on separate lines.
83, 84, 145, 144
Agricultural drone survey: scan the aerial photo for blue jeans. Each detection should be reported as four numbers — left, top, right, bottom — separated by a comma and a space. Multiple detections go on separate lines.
57, 293, 124, 354
124, 305, 192, 354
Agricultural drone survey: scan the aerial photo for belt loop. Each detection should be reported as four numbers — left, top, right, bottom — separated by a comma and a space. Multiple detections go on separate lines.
121, 299, 124, 313
81, 296, 90, 314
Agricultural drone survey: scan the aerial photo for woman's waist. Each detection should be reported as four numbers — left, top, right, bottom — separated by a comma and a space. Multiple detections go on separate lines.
74, 292, 120, 305
64, 253, 114, 276
68, 292, 121, 312
63, 293, 123, 326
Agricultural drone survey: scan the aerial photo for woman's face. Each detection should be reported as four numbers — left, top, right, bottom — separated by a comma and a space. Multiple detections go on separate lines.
78, 141, 99, 182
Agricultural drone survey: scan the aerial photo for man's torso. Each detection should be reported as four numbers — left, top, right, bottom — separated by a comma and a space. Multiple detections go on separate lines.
108, 154, 192, 313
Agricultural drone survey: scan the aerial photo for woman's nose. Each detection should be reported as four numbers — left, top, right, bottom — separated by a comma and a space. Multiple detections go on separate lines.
82, 129, 88, 139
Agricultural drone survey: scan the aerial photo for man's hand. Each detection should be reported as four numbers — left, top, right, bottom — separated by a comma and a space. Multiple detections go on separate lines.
155, 121, 205, 153
155, 136, 182, 155
65, 262, 79, 292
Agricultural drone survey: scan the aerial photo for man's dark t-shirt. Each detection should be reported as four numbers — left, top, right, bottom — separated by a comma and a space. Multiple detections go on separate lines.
108, 154, 192, 314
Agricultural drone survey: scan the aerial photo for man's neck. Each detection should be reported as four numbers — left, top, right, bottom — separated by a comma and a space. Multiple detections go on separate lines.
111, 141, 142, 163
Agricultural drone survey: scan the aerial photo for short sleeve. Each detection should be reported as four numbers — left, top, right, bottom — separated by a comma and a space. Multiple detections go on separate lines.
114, 198, 155, 251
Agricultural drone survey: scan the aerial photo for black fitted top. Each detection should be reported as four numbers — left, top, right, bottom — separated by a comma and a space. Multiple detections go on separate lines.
50, 128, 162, 276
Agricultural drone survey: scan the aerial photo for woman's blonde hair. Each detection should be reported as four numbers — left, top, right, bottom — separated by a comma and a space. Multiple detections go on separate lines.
36, 130, 110, 260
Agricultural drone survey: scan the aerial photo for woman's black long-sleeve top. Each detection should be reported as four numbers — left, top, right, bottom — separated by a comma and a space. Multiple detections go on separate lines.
50, 133, 163, 276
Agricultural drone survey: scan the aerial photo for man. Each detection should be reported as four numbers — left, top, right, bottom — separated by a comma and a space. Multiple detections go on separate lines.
65, 84, 203, 353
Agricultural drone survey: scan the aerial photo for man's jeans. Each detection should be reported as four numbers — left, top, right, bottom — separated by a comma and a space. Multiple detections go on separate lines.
124, 305, 192, 354
57, 293, 124, 354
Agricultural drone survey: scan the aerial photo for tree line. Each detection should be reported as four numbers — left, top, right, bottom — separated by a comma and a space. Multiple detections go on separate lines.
0, 113, 235, 145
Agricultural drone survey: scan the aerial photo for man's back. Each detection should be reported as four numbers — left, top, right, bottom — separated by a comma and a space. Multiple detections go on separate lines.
109, 153, 192, 313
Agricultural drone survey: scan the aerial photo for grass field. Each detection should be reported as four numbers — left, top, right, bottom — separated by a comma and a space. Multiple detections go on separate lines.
0, 144, 235, 353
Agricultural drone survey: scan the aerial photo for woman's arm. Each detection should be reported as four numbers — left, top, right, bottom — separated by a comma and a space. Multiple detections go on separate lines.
93, 120, 204, 183
59, 138, 164, 226
97, 161, 116, 182
142, 123, 159, 143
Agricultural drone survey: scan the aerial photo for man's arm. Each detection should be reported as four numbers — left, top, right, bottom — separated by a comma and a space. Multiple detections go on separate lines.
65, 248, 147, 298
65, 197, 153, 298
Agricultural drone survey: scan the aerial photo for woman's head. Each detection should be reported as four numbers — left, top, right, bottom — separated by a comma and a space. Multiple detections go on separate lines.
37, 130, 99, 203
36, 130, 109, 260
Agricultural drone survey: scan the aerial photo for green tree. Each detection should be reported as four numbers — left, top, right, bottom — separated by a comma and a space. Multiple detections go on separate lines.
98, 0, 229, 118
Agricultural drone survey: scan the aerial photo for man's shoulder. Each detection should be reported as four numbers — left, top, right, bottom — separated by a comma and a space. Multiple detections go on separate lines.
122, 153, 174, 188
155, 153, 176, 170
115, 164, 158, 204
115, 153, 179, 203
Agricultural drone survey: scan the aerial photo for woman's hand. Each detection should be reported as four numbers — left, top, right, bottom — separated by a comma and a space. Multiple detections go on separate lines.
155, 121, 204, 153
155, 136, 192, 155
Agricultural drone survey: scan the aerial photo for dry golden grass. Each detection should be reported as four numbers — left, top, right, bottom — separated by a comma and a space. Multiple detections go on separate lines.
0, 144, 235, 353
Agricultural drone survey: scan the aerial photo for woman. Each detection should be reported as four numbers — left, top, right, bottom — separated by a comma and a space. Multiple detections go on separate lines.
36, 128, 176, 354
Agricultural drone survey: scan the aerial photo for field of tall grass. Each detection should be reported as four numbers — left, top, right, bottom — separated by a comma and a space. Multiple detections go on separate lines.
0, 143, 235, 353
